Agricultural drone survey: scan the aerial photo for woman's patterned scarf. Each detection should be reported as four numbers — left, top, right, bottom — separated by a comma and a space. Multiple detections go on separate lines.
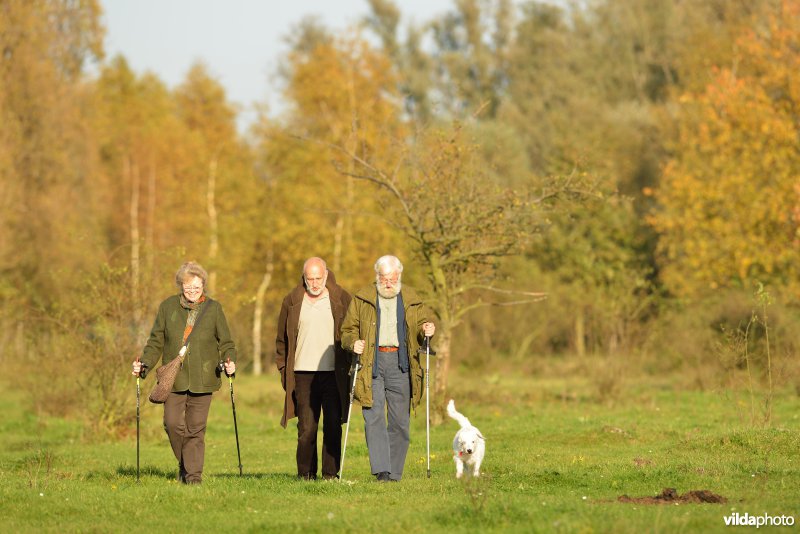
179, 293, 207, 346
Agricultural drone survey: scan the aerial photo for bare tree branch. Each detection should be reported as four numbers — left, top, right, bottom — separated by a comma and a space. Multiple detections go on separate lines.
300, 205, 419, 238
453, 296, 549, 322
439, 246, 518, 266
296, 117, 591, 406
452, 285, 548, 298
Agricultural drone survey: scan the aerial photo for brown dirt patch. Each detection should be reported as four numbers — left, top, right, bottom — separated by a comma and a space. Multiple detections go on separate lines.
618, 487, 727, 505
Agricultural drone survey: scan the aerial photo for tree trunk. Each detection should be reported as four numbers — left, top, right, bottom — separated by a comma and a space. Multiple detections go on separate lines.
332, 214, 344, 274
128, 156, 141, 327
251, 249, 274, 376
575, 310, 586, 358
146, 158, 156, 274
332, 155, 356, 275
14, 321, 25, 362
608, 331, 619, 356
345, 176, 353, 270
206, 154, 219, 294
331, 63, 358, 276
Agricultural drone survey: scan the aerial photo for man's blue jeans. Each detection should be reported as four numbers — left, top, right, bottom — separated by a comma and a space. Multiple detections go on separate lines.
362, 351, 411, 481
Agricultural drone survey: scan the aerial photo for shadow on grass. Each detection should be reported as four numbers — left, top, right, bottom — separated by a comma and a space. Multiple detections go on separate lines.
212, 472, 297, 482
114, 465, 177, 480
113, 466, 298, 483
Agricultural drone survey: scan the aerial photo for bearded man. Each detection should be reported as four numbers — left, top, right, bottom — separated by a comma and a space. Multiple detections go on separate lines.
276, 257, 352, 480
340, 255, 435, 482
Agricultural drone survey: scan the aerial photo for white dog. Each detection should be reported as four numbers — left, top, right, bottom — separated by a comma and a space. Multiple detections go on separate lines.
447, 399, 486, 478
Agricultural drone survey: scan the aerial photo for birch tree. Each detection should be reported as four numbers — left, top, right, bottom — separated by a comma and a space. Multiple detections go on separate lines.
174, 63, 238, 294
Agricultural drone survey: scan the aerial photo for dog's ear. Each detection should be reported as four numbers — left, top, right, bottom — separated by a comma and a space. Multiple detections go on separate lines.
477, 430, 486, 441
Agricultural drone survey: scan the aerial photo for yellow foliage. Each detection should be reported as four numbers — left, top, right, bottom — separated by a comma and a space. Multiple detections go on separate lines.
256, 34, 410, 286
652, 1, 800, 296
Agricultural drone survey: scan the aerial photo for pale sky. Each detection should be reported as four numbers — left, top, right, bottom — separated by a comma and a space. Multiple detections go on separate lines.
100, 0, 458, 129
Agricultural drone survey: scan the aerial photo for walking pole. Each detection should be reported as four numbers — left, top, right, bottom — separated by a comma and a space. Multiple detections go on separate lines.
135, 357, 141, 483
424, 336, 431, 478
418, 336, 436, 478
339, 354, 361, 482
225, 358, 243, 476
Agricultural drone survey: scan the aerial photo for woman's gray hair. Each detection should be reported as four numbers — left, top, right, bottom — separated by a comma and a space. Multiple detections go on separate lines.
175, 261, 208, 289
374, 255, 403, 275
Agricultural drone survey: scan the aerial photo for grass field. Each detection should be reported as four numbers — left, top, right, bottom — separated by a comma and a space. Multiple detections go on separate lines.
1, 369, 798, 533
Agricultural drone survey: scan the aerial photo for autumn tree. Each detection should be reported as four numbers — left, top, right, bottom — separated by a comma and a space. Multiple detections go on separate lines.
262, 26, 566, 405
426, 0, 514, 119
0, 0, 104, 317
92, 56, 191, 333
0, 1, 153, 426
364, 0, 433, 122
172, 62, 240, 294
651, 0, 800, 296
334, 122, 588, 412
250, 24, 411, 372
261, 26, 409, 276
529, 190, 654, 356
362, 1, 663, 359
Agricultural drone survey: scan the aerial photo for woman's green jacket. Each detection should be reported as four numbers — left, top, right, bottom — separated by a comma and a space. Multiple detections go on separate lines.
141, 295, 237, 393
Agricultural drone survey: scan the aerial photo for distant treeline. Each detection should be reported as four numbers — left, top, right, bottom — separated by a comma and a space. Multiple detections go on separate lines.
1, 0, 798, 429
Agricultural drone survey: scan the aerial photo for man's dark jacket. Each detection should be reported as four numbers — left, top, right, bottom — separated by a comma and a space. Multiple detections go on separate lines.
275, 271, 352, 427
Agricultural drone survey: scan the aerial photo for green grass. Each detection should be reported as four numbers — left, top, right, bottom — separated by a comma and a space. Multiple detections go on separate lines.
1, 370, 798, 533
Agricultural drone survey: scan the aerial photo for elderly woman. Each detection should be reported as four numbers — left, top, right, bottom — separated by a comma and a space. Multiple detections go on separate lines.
132, 261, 236, 484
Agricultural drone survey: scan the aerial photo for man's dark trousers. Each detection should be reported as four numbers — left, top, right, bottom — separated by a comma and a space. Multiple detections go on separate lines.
294, 370, 342, 479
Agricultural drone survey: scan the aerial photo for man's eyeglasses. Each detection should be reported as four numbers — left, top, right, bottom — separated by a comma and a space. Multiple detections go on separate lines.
183, 285, 203, 292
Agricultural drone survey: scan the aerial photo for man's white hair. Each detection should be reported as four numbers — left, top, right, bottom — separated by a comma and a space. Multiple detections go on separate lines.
374, 255, 403, 274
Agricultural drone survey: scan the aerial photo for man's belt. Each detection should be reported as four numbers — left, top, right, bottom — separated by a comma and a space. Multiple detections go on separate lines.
378, 346, 398, 352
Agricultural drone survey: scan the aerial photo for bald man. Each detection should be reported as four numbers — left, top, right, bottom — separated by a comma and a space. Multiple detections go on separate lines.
275, 257, 352, 480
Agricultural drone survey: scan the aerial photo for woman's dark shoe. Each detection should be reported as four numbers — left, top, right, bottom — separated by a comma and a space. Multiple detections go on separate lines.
177, 463, 187, 483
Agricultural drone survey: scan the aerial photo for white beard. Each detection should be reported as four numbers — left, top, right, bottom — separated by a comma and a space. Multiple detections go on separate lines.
376, 280, 401, 299
307, 285, 324, 297
304, 272, 328, 297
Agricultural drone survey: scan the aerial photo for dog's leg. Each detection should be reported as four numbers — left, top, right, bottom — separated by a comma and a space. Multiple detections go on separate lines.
455, 456, 464, 479
472, 459, 481, 478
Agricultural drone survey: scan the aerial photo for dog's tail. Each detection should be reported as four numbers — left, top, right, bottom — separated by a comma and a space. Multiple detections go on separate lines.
447, 399, 472, 429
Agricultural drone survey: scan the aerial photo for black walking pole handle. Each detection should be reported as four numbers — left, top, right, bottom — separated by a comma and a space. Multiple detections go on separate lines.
419, 335, 436, 356
349, 353, 361, 376
218, 358, 236, 378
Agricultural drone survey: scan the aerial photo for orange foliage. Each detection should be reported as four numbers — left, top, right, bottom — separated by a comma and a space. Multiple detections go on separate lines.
651, 0, 800, 296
